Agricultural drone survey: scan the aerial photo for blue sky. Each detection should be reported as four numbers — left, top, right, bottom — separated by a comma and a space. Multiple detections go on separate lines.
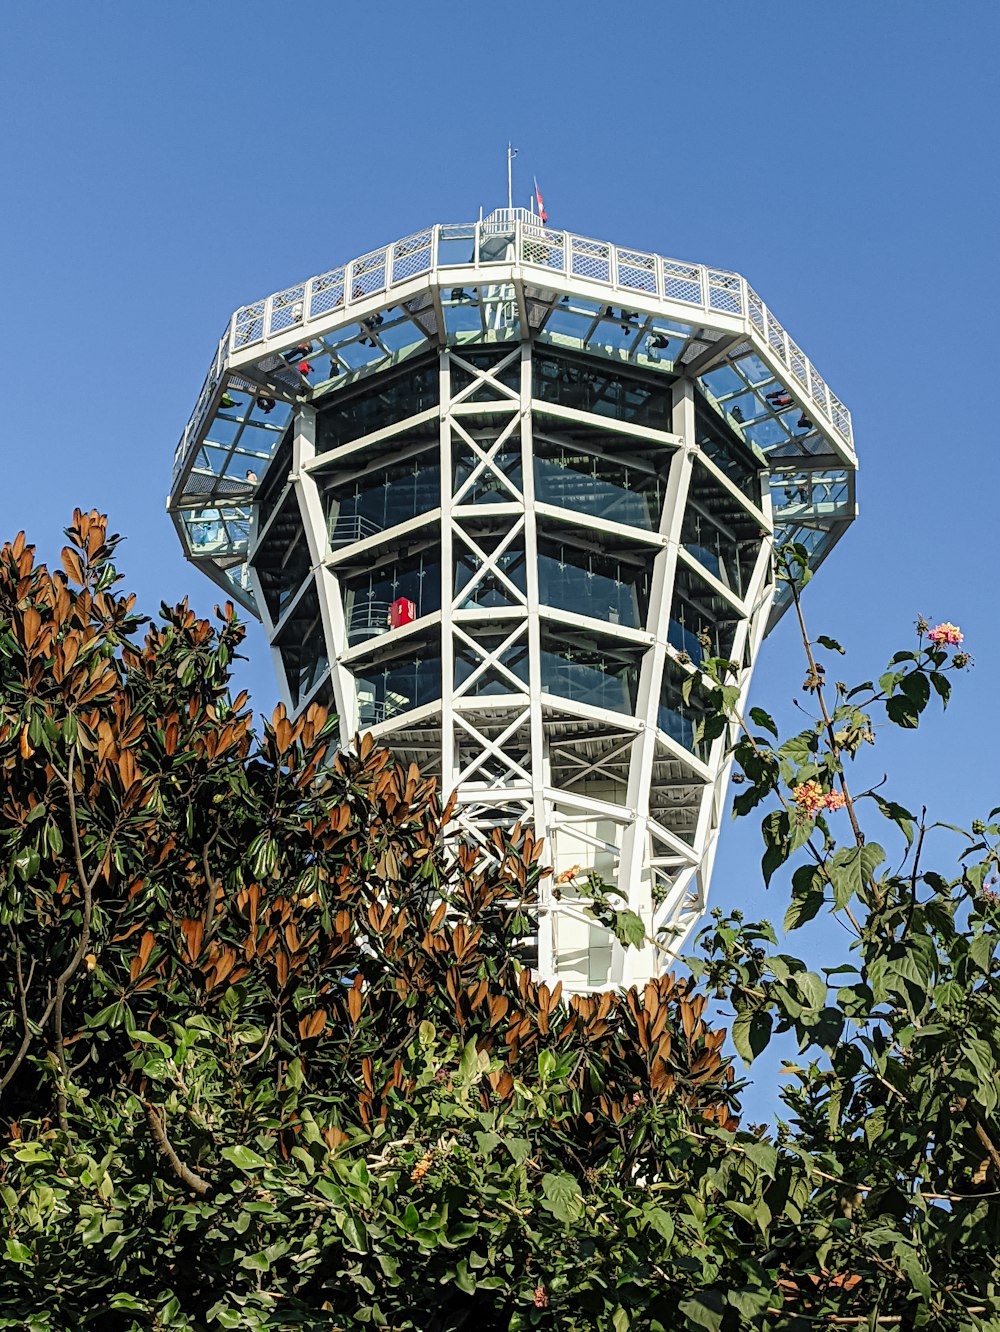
3, 3, 998, 1113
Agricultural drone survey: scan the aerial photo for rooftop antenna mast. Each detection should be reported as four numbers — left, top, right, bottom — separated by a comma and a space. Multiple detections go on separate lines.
506, 142, 518, 210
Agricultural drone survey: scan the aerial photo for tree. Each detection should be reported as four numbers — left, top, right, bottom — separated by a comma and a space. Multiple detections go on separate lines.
0, 517, 996, 1330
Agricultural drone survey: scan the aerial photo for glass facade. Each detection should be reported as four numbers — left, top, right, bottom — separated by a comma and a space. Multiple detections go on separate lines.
694, 399, 764, 506
340, 550, 441, 645
668, 562, 743, 666
354, 636, 441, 725
537, 532, 652, 629
321, 448, 440, 547
534, 351, 673, 432
681, 461, 765, 599
533, 424, 672, 531
316, 356, 437, 453
658, 657, 713, 764
275, 583, 328, 708
252, 492, 311, 622
539, 624, 645, 717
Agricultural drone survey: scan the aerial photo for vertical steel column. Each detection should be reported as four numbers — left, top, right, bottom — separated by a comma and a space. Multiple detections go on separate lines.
518, 342, 553, 981
438, 351, 456, 794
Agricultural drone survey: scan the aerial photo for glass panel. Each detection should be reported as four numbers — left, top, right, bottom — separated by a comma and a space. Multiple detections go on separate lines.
316, 356, 437, 453
322, 451, 440, 546
355, 649, 442, 726
537, 536, 651, 629
340, 552, 440, 646
658, 659, 713, 762
681, 461, 766, 599
539, 625, 644, 716
534, 351, 672, 432
454, 631, 529, 695
276, 582, 328, 708
454, 536, 526, 609
668, 563, 744, 666
533, 431, 669, 530
454, 433, 523, 504
695, 399, 763, 505
251, 492, 311, 621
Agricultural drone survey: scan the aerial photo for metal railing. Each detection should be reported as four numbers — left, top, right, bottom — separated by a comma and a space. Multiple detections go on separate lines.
173, 218, 855, 487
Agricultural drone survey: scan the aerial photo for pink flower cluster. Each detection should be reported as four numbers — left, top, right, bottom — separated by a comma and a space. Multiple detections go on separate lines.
792, 781, 846, 814
928, 622, 963, 647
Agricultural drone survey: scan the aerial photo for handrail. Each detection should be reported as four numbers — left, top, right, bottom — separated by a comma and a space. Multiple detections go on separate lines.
172, 219, 855, 489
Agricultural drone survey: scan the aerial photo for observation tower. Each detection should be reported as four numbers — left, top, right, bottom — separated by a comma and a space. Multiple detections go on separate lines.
168, 209, 857, 993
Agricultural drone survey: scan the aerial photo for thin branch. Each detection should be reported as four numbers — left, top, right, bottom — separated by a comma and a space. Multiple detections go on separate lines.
201, 838, 222, 942
786, 569, 865, 851
143, 1100, 212, 1195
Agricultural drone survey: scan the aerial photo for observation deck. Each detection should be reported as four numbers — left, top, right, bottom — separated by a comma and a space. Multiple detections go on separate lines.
168, 211, 857, 992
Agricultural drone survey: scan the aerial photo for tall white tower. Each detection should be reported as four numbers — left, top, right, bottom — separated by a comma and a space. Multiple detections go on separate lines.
169, 211, 857, 993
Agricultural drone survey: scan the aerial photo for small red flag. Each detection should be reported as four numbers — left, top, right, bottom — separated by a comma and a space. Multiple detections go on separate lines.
533, 176, 548, 224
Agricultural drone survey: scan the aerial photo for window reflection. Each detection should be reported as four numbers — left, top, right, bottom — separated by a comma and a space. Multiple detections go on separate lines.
534, 351, 672, 432
658, 658, 713, 762
537, 535, 651, 628
533, 434, 668, 530
539, 625, 644, 716
355, 646, 441, 726
316, 357, 437, 453
276, 583, 328, 707
340, 551, 440, 645
695, 400, 763, 505
681, 461, 765, 599
668, 563, 743, 665
322, 450, 440, 546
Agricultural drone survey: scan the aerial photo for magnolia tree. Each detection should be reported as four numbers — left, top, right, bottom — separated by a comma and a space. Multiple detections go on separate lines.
0, 515, 996, 1332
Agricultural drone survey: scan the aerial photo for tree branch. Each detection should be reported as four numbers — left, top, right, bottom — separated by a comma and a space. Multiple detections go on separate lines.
143, 1100, 212, 1195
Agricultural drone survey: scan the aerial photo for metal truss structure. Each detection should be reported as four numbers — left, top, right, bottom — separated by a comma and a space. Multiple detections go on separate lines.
168, 210, 858, 993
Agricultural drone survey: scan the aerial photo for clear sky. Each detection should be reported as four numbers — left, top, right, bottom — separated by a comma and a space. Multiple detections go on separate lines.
3, 2, 998, 1114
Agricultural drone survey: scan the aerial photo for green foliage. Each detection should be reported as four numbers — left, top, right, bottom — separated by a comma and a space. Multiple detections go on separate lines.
0, 522, 997, 1329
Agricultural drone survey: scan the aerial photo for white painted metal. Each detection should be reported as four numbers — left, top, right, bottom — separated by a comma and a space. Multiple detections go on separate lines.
168, 213, 857, 994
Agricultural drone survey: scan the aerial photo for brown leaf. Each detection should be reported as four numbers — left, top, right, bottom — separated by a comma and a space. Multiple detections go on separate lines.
60, 547, 85, 586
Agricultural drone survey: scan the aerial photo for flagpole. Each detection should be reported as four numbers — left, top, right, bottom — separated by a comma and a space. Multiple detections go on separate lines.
507, 143, 513, 210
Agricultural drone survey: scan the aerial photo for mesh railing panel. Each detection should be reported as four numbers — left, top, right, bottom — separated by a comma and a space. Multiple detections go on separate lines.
570, 237, 612, 284
390, 230, 433, 283
349, 248, 388, 300
522, 229, 566, 271
662, 259, 702, 306
707, 270, 743, 315
309, 267, 346, 319
233, 299, 266, 350
267, 284, 306, 339
618, 248, 657, 294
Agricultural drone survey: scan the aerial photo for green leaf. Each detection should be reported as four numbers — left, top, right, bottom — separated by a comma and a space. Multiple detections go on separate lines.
872, 796, 915, 847
454, 1259, 477, 1295
795, 971, 827, 1012
731, 1010, 772, 1065
540, 1171, 583, 1224
742, 1141, 778, 1178
459, 1037, 480, 1083
613, 908, 646, 949
4, 1238, 32, 1265
613, 1308, 630, 1332
644, 1205, 675, 1244
827, 843, 886, 909
816, 635, 845, 653
678, 1292, 725, 1331
748, 707, 778, 737
784, 889, 824, 931
221, 1145, 270, 1173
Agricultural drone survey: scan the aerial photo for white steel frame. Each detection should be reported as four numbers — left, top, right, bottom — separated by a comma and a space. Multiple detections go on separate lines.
168, 211, 857, 994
